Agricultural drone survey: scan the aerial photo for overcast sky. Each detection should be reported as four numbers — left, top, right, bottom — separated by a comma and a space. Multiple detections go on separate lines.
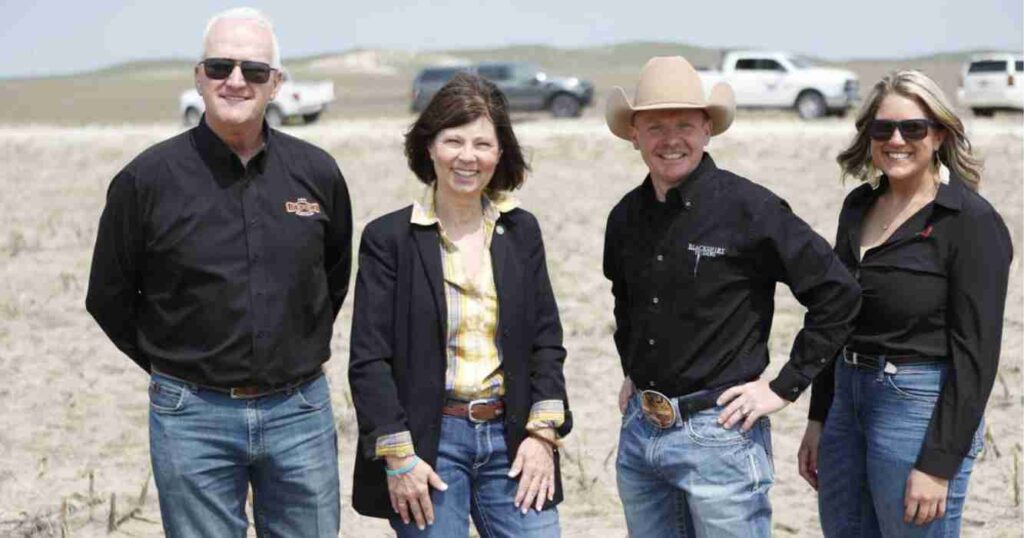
1, 0, 1021, 78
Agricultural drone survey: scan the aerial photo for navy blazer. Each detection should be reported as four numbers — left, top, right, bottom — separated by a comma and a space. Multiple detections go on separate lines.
348, 204, 571, 518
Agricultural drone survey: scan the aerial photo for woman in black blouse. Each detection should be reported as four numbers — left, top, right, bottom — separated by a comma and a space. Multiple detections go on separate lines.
797, 70, 1012, 536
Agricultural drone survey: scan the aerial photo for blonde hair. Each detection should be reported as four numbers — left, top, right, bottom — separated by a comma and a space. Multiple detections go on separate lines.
836, 70, 982, 190
202, 7, 281, 69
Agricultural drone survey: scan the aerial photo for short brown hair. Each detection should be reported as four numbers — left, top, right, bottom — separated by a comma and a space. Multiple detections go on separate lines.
405, 73, 528, 191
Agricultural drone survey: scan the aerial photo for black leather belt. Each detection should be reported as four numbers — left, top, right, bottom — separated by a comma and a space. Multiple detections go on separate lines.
152, 368, 324, 399
841, 347, 939, 373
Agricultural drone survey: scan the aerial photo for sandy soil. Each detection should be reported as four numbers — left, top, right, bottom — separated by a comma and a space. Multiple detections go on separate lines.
0, 116, 1020, 537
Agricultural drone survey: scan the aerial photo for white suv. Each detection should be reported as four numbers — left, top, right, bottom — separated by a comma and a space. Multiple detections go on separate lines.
957, 53, 1023, 117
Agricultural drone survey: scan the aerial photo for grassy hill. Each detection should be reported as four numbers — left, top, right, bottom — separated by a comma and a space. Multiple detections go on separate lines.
0, 43, 979, 125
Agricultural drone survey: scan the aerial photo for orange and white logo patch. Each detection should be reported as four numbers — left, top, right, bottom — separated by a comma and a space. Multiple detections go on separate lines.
285, 198, 321, 217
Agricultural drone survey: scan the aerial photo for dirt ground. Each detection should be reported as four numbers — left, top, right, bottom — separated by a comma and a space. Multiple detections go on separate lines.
0, 115, 1020, 537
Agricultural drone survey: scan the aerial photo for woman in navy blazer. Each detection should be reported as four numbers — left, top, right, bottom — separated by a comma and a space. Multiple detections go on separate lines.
349, 73, 571, 537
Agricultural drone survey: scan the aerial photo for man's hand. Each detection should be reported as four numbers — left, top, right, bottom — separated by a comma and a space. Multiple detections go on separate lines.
716, 378, 789, 431
619, 376, 635, 414
508, 430, 557, 513
797, 420, 823, 490
904, 469, 949, 526
386, 455, 448, 530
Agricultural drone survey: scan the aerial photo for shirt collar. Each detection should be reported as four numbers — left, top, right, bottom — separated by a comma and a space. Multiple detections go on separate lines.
410, 184, 520, 226
865, 170, 964, 213
192, 115, 272, 174
640, 152, 717, 207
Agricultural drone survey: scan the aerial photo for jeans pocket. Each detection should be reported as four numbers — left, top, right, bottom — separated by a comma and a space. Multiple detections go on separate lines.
149, 377, 188, 414
883, 372, 941, 403
295, 375, 330, 410
685, 409, 750, 447
621, 398, 641, 429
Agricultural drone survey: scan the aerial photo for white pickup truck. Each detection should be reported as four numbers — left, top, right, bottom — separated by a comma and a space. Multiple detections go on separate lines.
697, 51, 859, 119
179, 69, 335, 126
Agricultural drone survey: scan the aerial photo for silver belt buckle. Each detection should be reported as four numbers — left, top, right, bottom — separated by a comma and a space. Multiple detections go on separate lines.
640, 390, 679, 429
466, 398, 492, 423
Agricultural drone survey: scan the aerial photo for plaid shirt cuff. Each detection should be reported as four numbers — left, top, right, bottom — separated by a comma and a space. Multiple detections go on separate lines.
526, 399, 565, 432
375, 430, 415, 459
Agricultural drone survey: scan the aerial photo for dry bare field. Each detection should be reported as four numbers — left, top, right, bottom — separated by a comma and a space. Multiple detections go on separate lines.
0, 115, 1020, 537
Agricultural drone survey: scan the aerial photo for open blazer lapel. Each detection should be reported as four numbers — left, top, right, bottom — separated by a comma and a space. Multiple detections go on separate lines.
412, 225, 447, 340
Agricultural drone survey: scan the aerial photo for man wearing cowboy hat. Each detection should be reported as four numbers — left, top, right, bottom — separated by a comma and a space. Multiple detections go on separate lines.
603, 56, 860, 536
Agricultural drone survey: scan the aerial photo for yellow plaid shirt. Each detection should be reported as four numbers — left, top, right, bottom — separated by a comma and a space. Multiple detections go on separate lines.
375, 186, 565, 459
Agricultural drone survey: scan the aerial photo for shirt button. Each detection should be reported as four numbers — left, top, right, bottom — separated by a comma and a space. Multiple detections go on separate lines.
249, 218, 257, 225
648, 381, 655, 387
684, 200, 693, 209
819, 357, 828, 364
790, 387, 800, 395
651, 297, 659, 304
656, 254, 664, 262
256, 331, 265, 338
495, 225, 505, 235
648, 338, 656, 346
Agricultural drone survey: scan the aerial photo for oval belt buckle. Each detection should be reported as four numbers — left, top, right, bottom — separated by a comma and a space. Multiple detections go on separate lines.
640, 390, 677, 428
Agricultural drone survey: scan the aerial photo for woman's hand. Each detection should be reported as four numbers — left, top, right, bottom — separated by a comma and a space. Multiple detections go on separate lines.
797, 420, 823, 490
508, 430, 556, 513
619, 376, 635, 414
716, 378, 790, 431
386, 455, 448, 530
904, 469, 950, 526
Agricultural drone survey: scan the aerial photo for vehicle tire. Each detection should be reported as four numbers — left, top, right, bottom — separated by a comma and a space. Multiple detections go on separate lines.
795, 91, 826, 120
265, 106, 284, 127
302, 111, 322, 124
971, 107, 994, 118
549, 94, 582, 118
183, 107, 201, 127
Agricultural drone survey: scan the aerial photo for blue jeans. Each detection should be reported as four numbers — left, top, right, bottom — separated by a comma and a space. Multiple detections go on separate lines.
616, 394, 774, 538
149, 372, 340, 538
818, 360, 984, 537
390, 415, 559, 538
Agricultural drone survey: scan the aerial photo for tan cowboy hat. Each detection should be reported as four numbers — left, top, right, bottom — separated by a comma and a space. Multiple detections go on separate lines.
606, 56, 736, 140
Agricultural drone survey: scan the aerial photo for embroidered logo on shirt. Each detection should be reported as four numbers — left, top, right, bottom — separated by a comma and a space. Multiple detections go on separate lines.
285, 198, 321, 217
688, 243, 726, 275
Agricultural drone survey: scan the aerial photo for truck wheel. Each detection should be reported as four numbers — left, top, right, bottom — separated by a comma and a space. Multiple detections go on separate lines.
265, 106, 284, 127
971, 107, 994, 118
796, 91, 826, 120
549, 94, 581, 118
183, 108, 201, 127
302, 111, 322, 124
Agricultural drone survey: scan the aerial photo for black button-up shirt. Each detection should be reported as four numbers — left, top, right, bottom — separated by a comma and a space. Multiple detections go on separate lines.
809, 175, 1012, 479
86, 119, 352, 387
603, 154, 861, 401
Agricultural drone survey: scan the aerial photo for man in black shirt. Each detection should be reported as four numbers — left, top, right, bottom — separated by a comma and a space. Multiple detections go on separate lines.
603, 57, 860, 536
85, 8, 350, 537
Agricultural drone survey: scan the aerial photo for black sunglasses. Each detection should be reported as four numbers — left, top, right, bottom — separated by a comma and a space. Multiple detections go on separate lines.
866, 119, 941, 141
200, 58, 275, 84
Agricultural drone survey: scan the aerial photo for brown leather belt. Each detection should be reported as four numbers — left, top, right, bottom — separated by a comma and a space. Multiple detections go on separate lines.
442, 399, 505, 423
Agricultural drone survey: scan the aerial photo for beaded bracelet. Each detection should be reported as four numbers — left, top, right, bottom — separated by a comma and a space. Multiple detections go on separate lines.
385, 455, 419, 477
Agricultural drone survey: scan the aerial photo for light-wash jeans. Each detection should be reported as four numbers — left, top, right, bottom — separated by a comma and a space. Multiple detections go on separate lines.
616, 393, 774, 538
818, 359, 984, 537
148, 372, 340, 538
390, 414, 560, 538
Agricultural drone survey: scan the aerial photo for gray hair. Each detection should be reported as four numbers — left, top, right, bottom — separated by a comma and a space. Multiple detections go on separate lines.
201, 7, 281, 68
837, 70, 983, 190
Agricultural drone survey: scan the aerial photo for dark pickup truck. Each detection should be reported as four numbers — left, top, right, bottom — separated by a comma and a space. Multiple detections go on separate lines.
411, 62, 594, 118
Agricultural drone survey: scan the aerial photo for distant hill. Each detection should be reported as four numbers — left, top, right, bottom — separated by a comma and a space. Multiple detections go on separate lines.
0, 42, 982, 125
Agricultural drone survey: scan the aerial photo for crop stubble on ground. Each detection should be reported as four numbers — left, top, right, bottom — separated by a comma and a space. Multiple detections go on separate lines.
0, 117, 1020, 537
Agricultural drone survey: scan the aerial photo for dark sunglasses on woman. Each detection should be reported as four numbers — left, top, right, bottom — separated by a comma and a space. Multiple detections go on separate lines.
866, 119, 941, 141
200, 58, 275, 84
